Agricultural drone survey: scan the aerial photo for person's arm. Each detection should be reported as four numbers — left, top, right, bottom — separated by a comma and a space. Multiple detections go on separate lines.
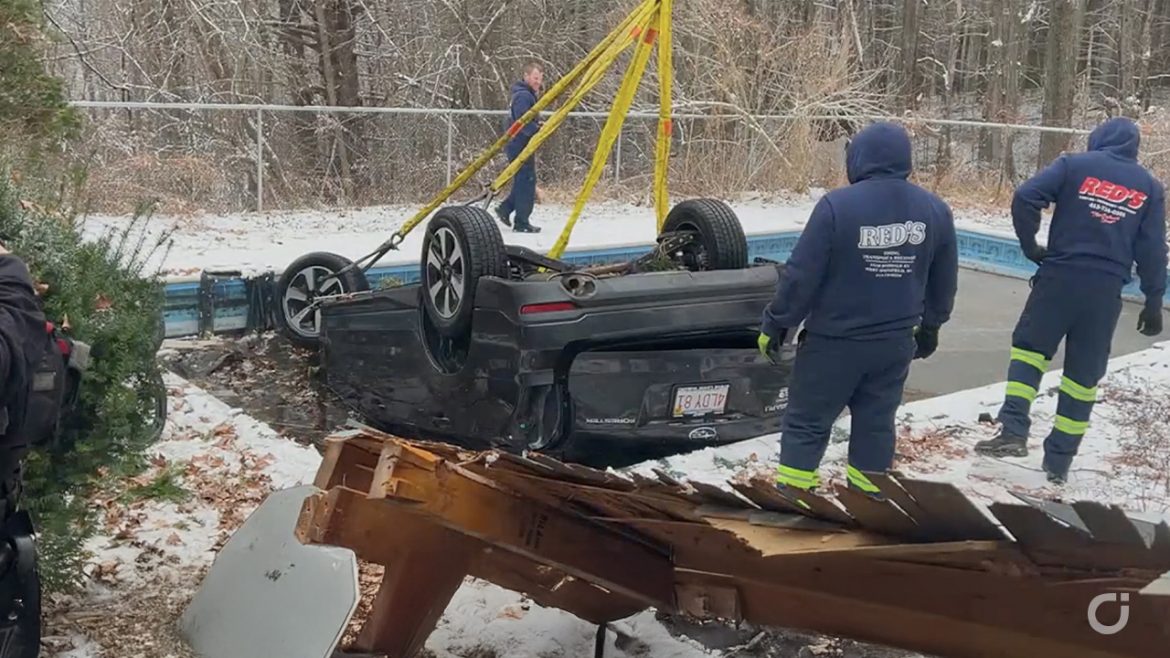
0, 252, 41, 388
513, 90, 540, 139
1135, 181, 1168, 306
1012, 156, 1067, 257
761, 197, 834, 338
923, 206, 959, 329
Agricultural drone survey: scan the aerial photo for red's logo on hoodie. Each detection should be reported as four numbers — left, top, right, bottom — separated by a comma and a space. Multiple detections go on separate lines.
1078, 177, 1148, 210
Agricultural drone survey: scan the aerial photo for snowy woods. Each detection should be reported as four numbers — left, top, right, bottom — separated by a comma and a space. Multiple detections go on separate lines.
41, 0, 1170, 211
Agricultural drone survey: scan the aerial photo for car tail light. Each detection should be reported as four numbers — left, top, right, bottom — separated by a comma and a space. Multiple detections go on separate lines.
520, 301, 576, 315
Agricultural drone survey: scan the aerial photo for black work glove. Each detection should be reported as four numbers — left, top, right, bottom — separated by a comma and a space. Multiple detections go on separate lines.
913, 325, 939, 360
1023, 244, 1047, 266
1138, 304, 1164, 337
757, 329, 786, 364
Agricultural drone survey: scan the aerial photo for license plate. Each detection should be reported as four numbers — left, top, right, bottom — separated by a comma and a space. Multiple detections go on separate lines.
672, 384, 730, 418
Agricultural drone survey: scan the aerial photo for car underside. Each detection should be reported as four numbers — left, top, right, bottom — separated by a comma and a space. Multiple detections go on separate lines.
276, 198, 794, 468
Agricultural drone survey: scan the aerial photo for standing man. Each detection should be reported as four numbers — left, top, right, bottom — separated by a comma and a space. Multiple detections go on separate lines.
759, 122, 959, 498
495, 62, 544, 234
975, 117, 1167, 484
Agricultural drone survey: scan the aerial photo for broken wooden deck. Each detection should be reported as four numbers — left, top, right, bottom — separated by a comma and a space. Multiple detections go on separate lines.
295, 428, 1170, 658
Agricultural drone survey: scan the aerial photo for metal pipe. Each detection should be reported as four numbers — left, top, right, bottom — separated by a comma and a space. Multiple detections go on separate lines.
256, 108, 264, 212
446, 112, 454, 186
68, 100, 1094, 134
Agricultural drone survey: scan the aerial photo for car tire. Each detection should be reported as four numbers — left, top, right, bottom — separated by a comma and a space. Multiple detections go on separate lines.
421, 206, 507, 338
661, 198, 748, 270
275, 252, 370, 348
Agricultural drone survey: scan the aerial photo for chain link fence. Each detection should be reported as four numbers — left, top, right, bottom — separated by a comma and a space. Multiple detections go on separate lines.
72, 101, 1170, 215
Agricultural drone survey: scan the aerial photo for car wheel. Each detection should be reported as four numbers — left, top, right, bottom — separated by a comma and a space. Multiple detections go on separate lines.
420, 206, 507, 338
661, 198, 748, 270
275, 252, 370, 348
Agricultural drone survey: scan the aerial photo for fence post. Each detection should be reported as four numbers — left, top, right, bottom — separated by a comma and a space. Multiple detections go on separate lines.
446, 112, 454, 186
256, 108, 264, 213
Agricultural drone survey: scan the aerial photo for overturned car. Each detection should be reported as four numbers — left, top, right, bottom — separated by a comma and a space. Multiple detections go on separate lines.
274, 199, 793, 467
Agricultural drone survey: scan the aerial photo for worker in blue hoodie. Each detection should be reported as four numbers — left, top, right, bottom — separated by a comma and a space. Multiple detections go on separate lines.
495, 62, 544, 234
975, 117, 1167, 484
759, 122, 959, 497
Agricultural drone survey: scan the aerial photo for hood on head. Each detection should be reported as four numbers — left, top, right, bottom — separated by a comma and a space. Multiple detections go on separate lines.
1088, 117, 1140, 159
846, 122, 913, 183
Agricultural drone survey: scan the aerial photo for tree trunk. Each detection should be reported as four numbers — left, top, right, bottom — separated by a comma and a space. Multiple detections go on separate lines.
897, 0, 921, 109
1039, 0, 1086, 168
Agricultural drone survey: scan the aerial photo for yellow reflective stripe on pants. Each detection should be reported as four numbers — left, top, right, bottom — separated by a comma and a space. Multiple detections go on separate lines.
1054, 415, 1090, 435
846, 466, 881, 494
776, 465, 820, 490
1005, 381, 1038, 403
1010, 347, 1049, 372
1060, 376, 1097, 403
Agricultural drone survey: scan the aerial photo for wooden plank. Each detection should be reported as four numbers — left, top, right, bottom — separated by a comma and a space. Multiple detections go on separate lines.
747, 510, 847, 532
703, 518, 897, 557
297, 487, 646, 626
353, 519, 475, 657
313, 437, 379, 494
674, 563, 1170, 658
894, 478, 1006, 541
1010, 493, 1091, 535
686, 481, 756, 510
675, 582, 741, 621
833, 485, 922, 540
989, 503, 1093, 550
785, 488, 856, 527
730, 481, 816, 517
362, 444, 676, 608
473, 547, 647, 625
989, 503, 1170, 571
1070, 502, 1148, 547
523, 453, 637, 491
864, 472, 931, 523
652, 468, 685, 487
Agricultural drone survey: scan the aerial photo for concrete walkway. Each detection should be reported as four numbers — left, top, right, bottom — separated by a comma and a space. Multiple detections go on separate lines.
906, 268, 1164, 398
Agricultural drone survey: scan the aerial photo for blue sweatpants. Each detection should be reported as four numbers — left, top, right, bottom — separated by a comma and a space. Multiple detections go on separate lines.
499, 157, 536, 229
996, 269, 1123, 475
777, 332, 916, 492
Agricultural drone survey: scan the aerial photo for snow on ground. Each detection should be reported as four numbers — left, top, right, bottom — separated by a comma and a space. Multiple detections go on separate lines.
81, 194, 1025, 280
41, 367, 719, 658
42, 337, 1170, 657
632, 340, 1170, 522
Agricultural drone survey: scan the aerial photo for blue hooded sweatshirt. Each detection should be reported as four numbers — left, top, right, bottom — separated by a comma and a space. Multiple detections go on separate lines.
761, 122, 959, 340
505, 80, 540, 159
1013, 117, 1168, 305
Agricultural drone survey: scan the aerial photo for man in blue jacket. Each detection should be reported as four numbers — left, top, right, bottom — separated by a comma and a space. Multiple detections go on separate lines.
495, 62, 544, 234
759, 122, 959, 497
975, 117, 1167, 484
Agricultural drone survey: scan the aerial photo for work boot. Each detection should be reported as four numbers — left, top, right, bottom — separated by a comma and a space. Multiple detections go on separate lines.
1042, 453, 1069, 485
514, 223, 541, 234
494, 205, 512, 227
974, 429, 1029, 458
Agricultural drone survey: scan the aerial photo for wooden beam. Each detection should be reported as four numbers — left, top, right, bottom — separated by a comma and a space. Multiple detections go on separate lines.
298, 487, 654, 626
364, 443, 677, 609
352, 519, 474, 658
675, 555, 1170, 658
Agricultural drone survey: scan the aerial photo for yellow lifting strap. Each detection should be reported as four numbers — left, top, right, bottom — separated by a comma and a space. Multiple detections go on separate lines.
547, 5, 662, 260
654, 0, 673, 231
388, 0, 655, 245
490, 0, 658, 194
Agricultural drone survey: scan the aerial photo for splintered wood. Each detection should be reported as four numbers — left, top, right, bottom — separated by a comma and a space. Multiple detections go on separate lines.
296, 428, 1170, 658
